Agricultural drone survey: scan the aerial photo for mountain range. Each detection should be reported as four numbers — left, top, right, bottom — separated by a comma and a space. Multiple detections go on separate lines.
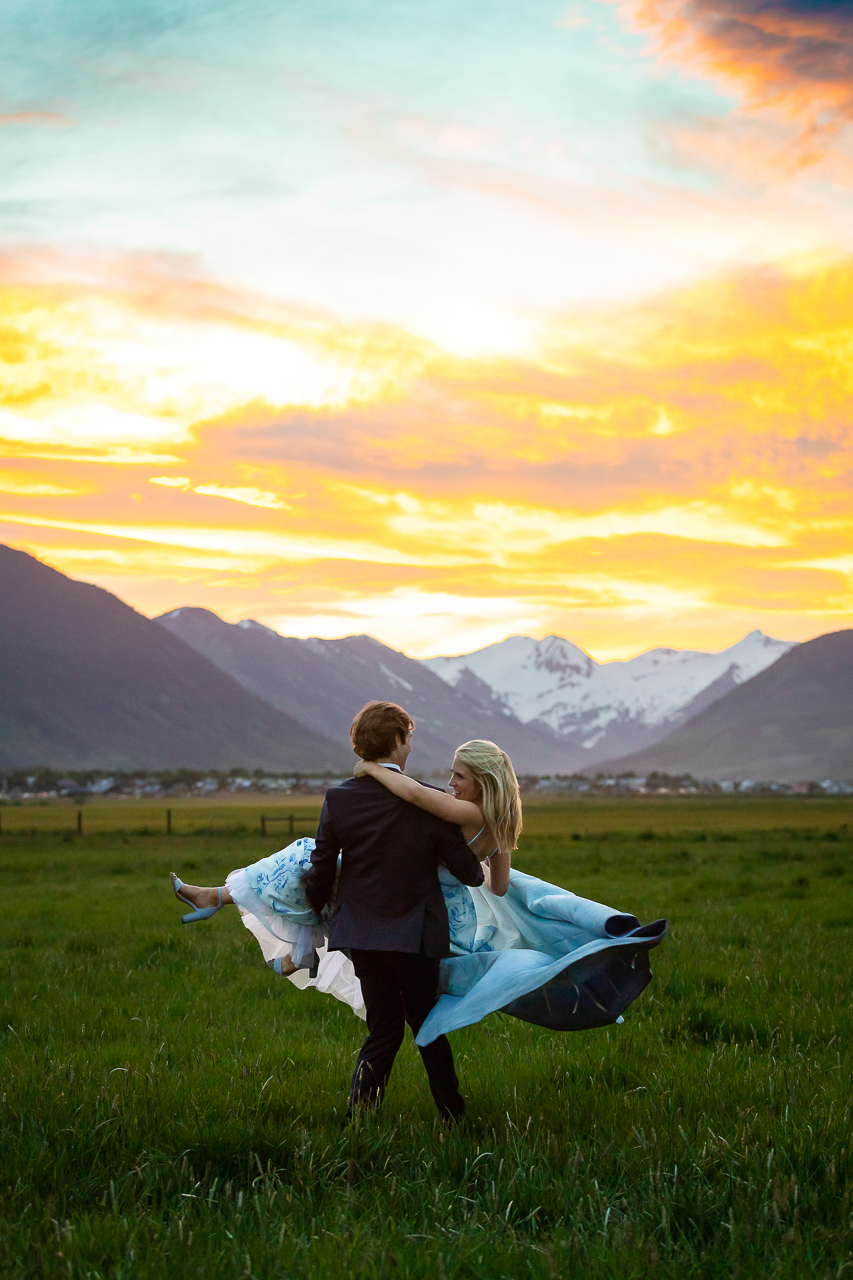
156, 608, 583, 774
423, 632, 797, 763
153, 612, 852, 781
3, 541, 849, 780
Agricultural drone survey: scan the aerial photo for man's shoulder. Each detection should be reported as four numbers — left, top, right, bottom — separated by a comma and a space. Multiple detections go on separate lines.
408, 781, 464, 836
414, 780, 455, 816
326, 776, 366, 801
332, 775, 395, 789
330, 777, 359, 792
326, 776, 399, 803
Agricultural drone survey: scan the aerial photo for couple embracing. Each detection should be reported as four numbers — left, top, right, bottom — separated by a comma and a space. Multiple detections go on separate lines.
174, 699, 522, 1122
172, 701, 667, 1123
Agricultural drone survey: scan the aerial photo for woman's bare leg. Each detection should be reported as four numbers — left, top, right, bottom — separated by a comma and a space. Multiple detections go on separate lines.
171, 872, 234, 909
172, 874, 298, 971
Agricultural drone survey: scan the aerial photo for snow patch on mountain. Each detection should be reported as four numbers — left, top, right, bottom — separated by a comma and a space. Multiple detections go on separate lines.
422, 631, 798, 756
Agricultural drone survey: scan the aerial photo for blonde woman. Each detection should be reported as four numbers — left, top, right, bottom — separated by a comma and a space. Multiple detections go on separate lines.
354, 738, 520, 897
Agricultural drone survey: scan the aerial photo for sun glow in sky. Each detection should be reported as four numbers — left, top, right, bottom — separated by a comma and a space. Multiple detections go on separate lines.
2, 0, 853, 658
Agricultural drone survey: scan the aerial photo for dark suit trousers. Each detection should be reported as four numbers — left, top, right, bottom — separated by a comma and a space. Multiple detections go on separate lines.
349, 949, 465, 1122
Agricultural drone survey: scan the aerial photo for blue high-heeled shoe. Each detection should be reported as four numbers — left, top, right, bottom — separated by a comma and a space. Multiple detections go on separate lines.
267, 953, 319, 978
171, 875, 223, 924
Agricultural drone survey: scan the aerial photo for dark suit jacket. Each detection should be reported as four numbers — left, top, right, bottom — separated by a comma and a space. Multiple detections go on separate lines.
305, 775, 484, 957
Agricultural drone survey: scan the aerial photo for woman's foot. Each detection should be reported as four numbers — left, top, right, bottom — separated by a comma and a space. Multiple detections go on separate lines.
268, 955, 298, 976
170, 873, 232, 910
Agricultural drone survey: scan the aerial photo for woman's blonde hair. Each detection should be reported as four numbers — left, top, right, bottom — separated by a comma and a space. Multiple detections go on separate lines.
453, 740, 522, 856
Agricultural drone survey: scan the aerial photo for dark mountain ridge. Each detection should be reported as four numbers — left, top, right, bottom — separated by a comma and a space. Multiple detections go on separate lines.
156, 607, 587, 775
589, 629, 853, 782
0, 544, 349, 771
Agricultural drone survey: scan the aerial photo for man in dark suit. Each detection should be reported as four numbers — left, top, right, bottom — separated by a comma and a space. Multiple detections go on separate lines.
305, 700, 484, 1122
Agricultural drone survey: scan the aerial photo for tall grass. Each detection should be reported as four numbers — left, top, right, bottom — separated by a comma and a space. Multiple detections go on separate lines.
1, 798, 851, 1277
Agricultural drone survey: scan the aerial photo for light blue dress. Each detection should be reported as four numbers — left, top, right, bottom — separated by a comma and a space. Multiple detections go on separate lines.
228, 840, 667, 1044
226, 838, 330, 968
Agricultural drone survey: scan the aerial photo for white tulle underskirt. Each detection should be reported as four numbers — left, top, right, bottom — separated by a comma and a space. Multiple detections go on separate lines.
227, 867, 365, 1019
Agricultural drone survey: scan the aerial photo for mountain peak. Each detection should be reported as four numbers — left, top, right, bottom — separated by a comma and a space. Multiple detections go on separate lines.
237, 618, 280, 637
723, 630, 797, 658
155, 606, 224, 626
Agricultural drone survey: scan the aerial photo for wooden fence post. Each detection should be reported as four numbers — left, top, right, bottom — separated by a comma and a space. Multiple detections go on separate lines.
261, 815, 266, 836
77, 810, 83, 836
166, 808, 172, 835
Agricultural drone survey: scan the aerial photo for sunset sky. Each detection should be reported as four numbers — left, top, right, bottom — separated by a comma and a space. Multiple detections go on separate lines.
2, 0, 852, 659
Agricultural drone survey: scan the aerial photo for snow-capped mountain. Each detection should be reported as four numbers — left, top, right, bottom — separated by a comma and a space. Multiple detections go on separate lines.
422, 631, 798, 764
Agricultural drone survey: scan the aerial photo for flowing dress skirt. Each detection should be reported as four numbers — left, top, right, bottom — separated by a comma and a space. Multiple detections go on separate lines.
227, 840, 667, 1045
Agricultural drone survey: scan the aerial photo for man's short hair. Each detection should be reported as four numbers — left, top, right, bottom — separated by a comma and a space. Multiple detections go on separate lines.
350, 701, 414, 761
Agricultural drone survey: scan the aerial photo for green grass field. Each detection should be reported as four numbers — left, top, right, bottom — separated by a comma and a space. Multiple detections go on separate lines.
2, 796, 852, 1278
